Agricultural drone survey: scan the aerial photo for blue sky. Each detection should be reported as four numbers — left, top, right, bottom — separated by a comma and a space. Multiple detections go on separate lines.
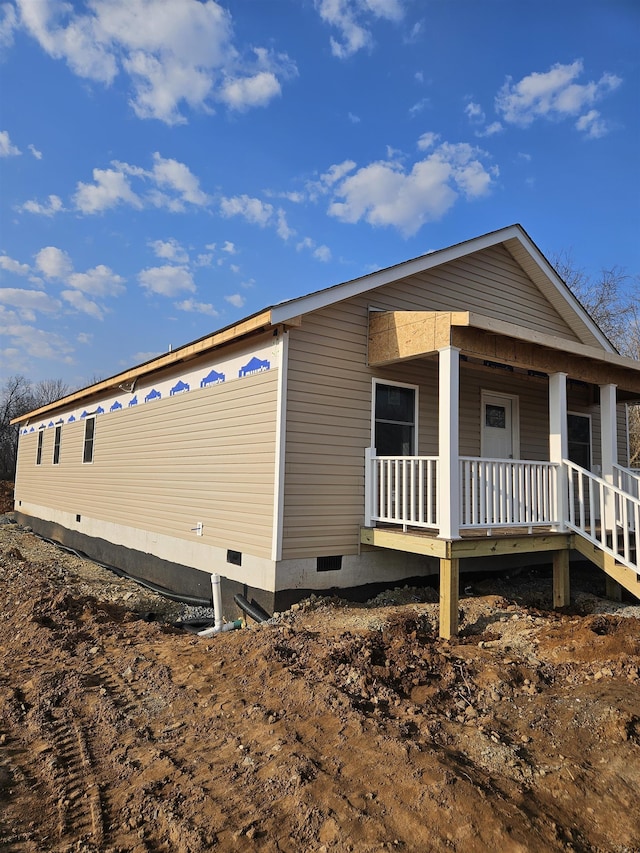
1, 0, 638, 389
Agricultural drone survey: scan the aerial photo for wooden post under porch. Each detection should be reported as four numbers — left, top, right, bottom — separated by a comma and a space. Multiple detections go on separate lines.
361, 526, 573, 639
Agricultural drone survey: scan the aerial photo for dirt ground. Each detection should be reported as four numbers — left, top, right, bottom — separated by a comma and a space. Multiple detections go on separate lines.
1, 501, 639, 852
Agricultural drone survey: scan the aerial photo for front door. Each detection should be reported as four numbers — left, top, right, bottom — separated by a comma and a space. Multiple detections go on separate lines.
481, 392, 519, 459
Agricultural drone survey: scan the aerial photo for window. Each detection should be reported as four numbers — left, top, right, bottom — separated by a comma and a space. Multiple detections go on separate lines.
53, 425, 62, 465
36, 431, 44, 465
373, 381, 417, 455
83, 417, 95, 463
568, 413, 591, 469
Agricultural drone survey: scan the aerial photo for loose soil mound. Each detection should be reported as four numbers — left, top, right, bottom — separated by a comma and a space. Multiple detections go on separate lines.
0, 520, 639, 852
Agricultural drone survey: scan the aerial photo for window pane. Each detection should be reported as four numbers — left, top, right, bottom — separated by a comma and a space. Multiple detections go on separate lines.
485, 405, 506, 429
375, 385, 415, 423
53, 426, 61, 465
375, 423, 414, 456
568, 414, 590, 443
83, 418, 95, 463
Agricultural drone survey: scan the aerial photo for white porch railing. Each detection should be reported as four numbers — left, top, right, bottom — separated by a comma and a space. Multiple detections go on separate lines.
459, 458, 558, 530
365, 450, 439, 530
565, 459, 640, 574
365, 450, 558, 533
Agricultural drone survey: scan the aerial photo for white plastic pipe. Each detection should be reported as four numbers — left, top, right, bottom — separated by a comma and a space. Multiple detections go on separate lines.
211, 572, 224, 631
197, 619, 242, 638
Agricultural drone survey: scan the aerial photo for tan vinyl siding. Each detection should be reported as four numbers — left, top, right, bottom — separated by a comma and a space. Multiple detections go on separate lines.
16, 370, 278, 558
282, 297, 563, 560
282, 300, 372, 560
369, 245, 581, 342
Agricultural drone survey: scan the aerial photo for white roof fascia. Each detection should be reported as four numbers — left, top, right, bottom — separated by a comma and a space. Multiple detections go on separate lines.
508, 229, 616, 353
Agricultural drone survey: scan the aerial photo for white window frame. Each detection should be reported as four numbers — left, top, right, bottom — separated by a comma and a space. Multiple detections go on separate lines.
36, 430, 44, 465
52, 424, 62, 465
83, 417, 96, 464
371, 378, 419, 455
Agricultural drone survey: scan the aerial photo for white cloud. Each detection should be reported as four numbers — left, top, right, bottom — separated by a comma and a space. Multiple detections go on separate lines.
307, 160, 357, 200
220, 194, 274, 226
150, 238, 189, 264
67, 265, 126, 297
315, 0, 404, 59
0, 254, 31, 276
20, 194, 65, 216
297, 237, 332, 262
495, 60, 621, 135
327, 140, 496, 236
61, 289, 104, 320
34, 246, 73, 280
0, 307, 74, 363
219, 70, 281, 110
195, 253, 214, 267
0, 3, 17, 49
276, 209, 294, 241
417, 132, 439, 151
77, 332, 93, 344
478, 121, 502, 137
15, 0, 294, 124
138, 264, 196, 297
0, 287, 62, 316
464, 101, 503, 137
222, 241, 236, 254
348, 112, 360, 124
74, 168, 142, 214
28, 143, 43, 159
0, 129, 20, 156
150, 152, 210, 207
408, 97, 429, 117
465, 101, 485, 122
175, 298, 219, 317
71, 153, 208, 215
225, 293, 245, 308
575, 109, 609, 139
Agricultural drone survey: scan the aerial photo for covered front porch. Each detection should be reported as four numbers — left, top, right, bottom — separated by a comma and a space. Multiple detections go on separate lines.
362, 310, 640, 637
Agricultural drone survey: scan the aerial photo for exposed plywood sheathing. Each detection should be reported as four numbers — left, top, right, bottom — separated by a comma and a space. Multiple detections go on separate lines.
368, 310, 640, 395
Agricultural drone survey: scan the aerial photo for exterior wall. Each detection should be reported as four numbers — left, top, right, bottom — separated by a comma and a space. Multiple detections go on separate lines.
280, 245, 628, 586
370, 244, 582, 342
15, 338, 281, 596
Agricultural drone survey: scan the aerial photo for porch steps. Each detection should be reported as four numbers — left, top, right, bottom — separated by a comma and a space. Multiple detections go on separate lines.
572, 534, 640, 601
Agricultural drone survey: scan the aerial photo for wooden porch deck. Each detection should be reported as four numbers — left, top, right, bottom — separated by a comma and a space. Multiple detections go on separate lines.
361, 524, 570, 560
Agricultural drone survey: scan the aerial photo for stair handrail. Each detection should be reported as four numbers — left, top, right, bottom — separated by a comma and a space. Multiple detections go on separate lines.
564, 459, 639, 575
613, 463, 640, 498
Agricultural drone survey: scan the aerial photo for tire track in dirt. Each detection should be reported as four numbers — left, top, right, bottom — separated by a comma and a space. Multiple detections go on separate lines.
44, 714, 105, 850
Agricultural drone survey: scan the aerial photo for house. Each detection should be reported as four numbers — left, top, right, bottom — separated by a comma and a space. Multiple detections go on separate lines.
12, 224, 640, 636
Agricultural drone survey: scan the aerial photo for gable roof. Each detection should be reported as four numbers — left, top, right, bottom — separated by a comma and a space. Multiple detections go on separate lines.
271, 223, 615, 352
13, 224, 623, 423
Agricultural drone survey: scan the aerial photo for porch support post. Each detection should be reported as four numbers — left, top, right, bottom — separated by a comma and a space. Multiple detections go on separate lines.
438, 345, 461, 540
552, 548, 570, 608
549, 372, 568, 531
439, 557, 459, 638
600, 383, 618, 535
600, 384, 618, 479
364, 446, 376, 527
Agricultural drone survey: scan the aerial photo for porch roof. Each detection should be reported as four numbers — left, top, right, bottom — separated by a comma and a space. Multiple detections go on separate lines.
368, 310, 640, 398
